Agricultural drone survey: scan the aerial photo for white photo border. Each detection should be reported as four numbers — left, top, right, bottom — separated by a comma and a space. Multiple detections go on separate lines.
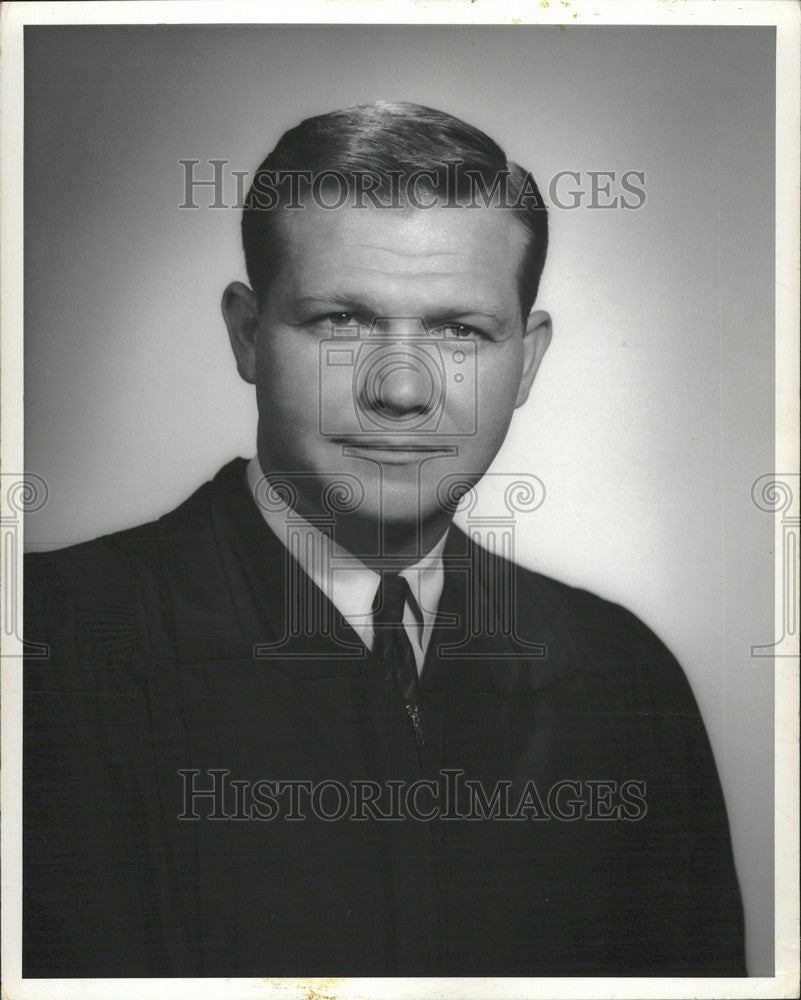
2, 2, 798, 998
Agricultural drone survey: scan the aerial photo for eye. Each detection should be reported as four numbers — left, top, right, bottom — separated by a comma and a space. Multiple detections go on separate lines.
324, 312, 358, 327
439, 322, 477, 339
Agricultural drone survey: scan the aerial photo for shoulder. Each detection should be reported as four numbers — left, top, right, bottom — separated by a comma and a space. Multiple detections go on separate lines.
516, 559, 663, 654
462, 528, 699, 712
27, 458, 248, 577
24, 458, 250, 649
25, 520, 159, 652
27, 519, 157, 593
459, 524, 665, 654
26, 502, 175, 636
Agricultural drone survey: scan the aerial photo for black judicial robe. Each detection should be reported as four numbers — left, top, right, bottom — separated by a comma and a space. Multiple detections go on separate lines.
24, 458, 746, 977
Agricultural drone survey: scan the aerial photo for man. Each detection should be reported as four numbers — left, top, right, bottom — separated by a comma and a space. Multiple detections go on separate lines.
24, 102, 745, 977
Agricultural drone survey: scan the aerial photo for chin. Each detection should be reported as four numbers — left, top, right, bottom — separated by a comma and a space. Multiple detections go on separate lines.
348, 490, 445, 525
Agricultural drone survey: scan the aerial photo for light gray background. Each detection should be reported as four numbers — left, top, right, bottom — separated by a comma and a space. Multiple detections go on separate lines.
24, 25, 775, 974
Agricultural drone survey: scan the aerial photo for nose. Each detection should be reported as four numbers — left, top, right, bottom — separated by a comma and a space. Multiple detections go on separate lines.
368, 350, 436, 418
359, 342, 441, 424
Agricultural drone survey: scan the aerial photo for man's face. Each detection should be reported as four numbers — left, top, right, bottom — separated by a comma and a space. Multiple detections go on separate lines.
224, 201, 550, 554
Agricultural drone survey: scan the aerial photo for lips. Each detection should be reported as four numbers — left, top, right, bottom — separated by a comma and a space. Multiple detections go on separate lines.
332, 438, 448, 451
331, 438, 454, 463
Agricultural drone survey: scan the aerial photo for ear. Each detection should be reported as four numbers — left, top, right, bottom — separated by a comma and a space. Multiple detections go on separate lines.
221, 281, 260, 384
515, 309, 552, 408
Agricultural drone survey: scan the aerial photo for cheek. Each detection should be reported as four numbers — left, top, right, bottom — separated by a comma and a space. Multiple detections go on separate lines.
475, 341, 523, 434
255, 328, 321, 421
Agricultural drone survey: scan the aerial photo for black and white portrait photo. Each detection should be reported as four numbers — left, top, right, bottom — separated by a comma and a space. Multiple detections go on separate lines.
1, 3, 797, 999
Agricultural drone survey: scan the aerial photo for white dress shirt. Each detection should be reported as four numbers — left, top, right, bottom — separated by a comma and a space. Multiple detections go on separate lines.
246, 457, 447, 675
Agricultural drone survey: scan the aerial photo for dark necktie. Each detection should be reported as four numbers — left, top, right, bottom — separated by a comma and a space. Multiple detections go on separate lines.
372, 572, 423, 746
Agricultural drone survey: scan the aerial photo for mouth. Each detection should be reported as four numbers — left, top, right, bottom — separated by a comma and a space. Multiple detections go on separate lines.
330, 438, 455, 464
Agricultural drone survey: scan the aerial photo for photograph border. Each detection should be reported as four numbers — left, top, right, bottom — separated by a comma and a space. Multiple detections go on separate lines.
2, 2, 798, 998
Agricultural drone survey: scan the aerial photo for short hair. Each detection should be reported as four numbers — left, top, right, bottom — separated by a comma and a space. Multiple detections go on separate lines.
242, 102, 548, 319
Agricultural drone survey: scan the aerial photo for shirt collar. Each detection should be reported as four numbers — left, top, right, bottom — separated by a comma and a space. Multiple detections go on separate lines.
245, 456, 447, 655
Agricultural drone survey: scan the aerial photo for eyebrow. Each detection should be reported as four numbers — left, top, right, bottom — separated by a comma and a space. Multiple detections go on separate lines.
291, 295, 508, 328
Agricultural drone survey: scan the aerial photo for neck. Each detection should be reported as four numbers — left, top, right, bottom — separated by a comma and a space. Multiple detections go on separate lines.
253, 451, 455, 568
328, 510, 453, 569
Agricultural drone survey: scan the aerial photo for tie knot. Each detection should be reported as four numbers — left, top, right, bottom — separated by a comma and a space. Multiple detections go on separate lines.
372, 572, 411, 628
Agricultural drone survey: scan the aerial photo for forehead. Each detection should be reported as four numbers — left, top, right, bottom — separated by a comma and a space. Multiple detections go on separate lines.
272, 202, 527, 316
